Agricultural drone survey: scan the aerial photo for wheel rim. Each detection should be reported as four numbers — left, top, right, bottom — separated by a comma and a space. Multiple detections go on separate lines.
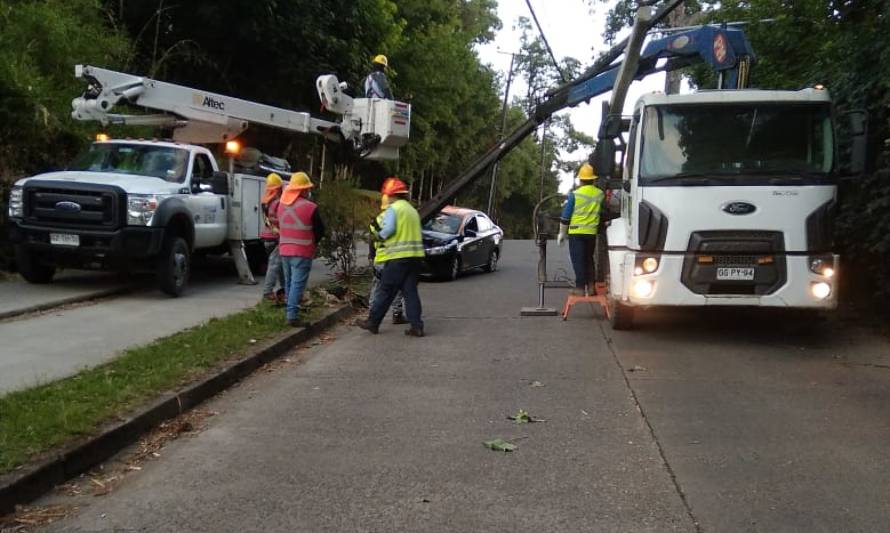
173, 251, 188, 288
451, 257, 459, 278
489, 251, 498, 271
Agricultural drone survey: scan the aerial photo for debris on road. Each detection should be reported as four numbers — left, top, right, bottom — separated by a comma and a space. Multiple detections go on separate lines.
507, 409, 546, 424
628, 365, 647, 372
0, 504, 75, 528
483, 438, 516, 452
530, 380, 545, 388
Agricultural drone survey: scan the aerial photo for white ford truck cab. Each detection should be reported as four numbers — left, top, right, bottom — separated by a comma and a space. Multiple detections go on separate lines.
7, 139, 264, 296
604, 88, 863, 329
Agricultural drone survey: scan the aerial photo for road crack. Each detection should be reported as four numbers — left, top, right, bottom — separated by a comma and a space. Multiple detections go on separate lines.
597, 321, 704, 533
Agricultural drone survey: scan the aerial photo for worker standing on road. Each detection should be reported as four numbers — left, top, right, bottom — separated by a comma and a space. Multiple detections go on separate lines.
558, 163, 604, 295
367, 191, 406, 324
364, 54, 394, 100
357, 177, 424, 337
260, 173, 286, 305
277, 172, 325, 327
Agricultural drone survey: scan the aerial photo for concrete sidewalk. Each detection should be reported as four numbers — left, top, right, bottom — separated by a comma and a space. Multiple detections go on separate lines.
0, 271, 125, 319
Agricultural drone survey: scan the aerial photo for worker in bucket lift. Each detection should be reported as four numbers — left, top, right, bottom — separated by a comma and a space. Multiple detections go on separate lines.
367, 189, 406, 324
260, 173, 286, 305
357, 177, 425, 337
558, 163, 605, 296
364, 54, 394, 100
277, 172, 325, 328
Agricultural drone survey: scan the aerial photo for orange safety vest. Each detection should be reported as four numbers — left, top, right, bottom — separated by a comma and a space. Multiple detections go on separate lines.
260, 198, 280, 240
277, 197, 317, 258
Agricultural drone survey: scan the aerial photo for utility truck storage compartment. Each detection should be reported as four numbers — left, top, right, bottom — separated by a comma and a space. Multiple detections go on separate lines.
227, 173, 264, 241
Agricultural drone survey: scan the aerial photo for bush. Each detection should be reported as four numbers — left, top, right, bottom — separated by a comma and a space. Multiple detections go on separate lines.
314, 182, 379, 282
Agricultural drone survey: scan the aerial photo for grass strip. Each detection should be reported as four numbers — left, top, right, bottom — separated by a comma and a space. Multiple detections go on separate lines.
0, 285, 344, 475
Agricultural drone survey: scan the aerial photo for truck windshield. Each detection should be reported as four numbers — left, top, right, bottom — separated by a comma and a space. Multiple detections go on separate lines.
71, 143, 190, 183
639, 103, 834, 185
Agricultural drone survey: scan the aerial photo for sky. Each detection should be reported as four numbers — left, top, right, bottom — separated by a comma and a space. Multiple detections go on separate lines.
475, 0, 669, 192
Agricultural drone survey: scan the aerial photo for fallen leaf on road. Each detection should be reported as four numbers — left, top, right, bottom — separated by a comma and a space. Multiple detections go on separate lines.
530, 380, 545, 388
483, 438, 516, 452
507, 409, 546, 424
2, 504, 75, 527
628, 365, 647, 372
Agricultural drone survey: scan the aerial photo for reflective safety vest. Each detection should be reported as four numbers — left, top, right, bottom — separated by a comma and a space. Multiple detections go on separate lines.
569, 184, 604, 236
260, 198, 280, 241
377, 199, 425, 262
370, 211, 389, 265
277, 197, 317, 258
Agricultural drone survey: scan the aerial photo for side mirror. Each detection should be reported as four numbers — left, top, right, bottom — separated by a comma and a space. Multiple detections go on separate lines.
464, 228, 477, 238
210, 171, 230, 195
190, 176, 202, 194
842, 110, 868, 177
591, 140, 617, 180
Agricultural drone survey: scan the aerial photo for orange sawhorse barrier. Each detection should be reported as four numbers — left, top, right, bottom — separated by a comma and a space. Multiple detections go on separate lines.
562, 282, 611, 321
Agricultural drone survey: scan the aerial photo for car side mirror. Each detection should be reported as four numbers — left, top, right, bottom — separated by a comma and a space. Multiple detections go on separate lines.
210, 171, 230, 195
841, 110, 868, 177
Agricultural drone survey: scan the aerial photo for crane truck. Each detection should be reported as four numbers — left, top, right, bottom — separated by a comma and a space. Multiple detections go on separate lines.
6, 66, 410, 296
417, 0, 867, 329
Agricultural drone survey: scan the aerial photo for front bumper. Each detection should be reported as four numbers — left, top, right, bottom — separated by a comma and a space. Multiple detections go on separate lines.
611, 252, 839, 309
8, 219, 165, 263
421, 250, 457, 275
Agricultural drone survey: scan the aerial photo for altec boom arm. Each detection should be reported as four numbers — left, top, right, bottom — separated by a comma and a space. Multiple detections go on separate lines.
417, 0, 755, 221
71, 65, 411, 161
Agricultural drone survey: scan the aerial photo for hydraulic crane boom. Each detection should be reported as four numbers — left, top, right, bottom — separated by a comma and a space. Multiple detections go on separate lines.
418, 0, 755, 221
71, 66, 411, 161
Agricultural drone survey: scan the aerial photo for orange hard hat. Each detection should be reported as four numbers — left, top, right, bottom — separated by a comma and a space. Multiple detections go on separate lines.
381, 176, 408, 196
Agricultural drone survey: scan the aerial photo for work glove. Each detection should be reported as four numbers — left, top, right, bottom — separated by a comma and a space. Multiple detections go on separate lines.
557, 223, 568, 247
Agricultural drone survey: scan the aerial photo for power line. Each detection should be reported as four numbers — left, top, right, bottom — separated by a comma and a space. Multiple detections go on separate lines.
524, 0, 568, 83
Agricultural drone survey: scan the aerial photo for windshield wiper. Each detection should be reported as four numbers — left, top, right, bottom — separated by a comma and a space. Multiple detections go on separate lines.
644, 172, 721, 185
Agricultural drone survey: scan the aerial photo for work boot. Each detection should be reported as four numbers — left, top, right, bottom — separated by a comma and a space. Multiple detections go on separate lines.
275, 289, 286, 306
288, 318, 311, 328
355, 319, 379, 334
392, 313, 407, 325
404, 326, 424, 337
262, 292, 277, 304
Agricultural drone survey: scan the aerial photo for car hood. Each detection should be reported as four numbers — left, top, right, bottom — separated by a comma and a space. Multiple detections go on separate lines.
15, 171, 185, 195
422, 230, 460, 246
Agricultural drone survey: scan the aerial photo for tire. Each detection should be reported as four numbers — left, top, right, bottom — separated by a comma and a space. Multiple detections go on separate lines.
483, 248, 499, 273
608, 297, 635, 330
594, 233, 608, 283
245, 242, 268, 275
443, 255, 461, 281
157, 236, 190, 297
14, 245, 55, 284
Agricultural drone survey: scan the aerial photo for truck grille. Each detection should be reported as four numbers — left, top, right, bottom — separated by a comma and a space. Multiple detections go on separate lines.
682, 231, 786, 296
23, 181, 124, 230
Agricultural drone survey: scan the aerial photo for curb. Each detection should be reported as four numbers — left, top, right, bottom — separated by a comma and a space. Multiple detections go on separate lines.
0, 286, 133, 321
0, 303, 357, 515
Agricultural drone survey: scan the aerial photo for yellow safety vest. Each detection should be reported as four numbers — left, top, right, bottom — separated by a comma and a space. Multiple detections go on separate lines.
377, 199, 425, 262
569, 184, 604, 236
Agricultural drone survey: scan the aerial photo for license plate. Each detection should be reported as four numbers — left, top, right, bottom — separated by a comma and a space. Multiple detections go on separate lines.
717, 267, 754, 281
50, 233, 80, 247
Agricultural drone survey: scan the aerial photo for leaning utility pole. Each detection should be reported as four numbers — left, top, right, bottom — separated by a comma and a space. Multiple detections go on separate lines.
487, 52, 517, 219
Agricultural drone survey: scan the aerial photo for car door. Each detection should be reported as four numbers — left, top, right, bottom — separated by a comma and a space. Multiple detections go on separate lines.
474, 214, 496, 263
186, 152, 228, 248
459, 215, 486, 267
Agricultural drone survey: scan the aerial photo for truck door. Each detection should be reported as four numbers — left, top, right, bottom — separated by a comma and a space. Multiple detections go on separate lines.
187, 153, 228, 248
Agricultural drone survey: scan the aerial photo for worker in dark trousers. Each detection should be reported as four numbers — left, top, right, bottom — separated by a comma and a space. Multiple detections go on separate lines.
357, 177, 425, 337
558, 163, 604, 295
364, 54, 394, 100
367, 192, 405, 324
260, 173, 285, 305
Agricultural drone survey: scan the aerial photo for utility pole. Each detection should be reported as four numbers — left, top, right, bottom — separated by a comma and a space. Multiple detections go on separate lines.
487, 51, 517, 219
538, 121, 548, 202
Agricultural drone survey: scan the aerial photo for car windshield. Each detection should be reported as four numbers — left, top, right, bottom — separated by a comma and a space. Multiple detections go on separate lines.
639, 103, 834, 184
423, 213, 462, 235
71, 143, 190, 183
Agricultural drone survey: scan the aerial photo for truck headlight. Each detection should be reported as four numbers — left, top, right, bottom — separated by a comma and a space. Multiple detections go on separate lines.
809, 255, 835, 278
426, 241, 457, 256
811, 281, 831, 300
127, 194, 163, 226
8, 185, 24, 218
633, 255, 660, 276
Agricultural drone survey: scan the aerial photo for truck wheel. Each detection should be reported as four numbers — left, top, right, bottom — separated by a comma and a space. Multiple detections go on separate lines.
608, 297, 635, 330
245, 242, 267, 275
14, 245, 55, 284
157, 236, 190, 297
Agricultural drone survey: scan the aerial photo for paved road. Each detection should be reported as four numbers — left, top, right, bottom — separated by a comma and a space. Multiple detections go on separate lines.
33, 239, 890, 532
0, 255, 346, 395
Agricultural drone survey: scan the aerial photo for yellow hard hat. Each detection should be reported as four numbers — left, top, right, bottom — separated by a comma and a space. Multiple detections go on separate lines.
577, 163, 597, 180
265, 173, 282, 188
372, 54, 389, 67
289, 171, 313, 190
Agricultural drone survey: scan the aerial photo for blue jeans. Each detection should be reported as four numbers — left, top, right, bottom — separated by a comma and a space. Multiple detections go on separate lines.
281, 256, 312, 321
369, 259, 422, 329
568, 235, 597, 290
262, 241, 284, 296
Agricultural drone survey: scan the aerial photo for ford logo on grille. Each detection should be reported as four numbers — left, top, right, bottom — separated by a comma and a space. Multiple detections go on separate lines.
722, 201, 756, 215
55, 201, 82, 213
